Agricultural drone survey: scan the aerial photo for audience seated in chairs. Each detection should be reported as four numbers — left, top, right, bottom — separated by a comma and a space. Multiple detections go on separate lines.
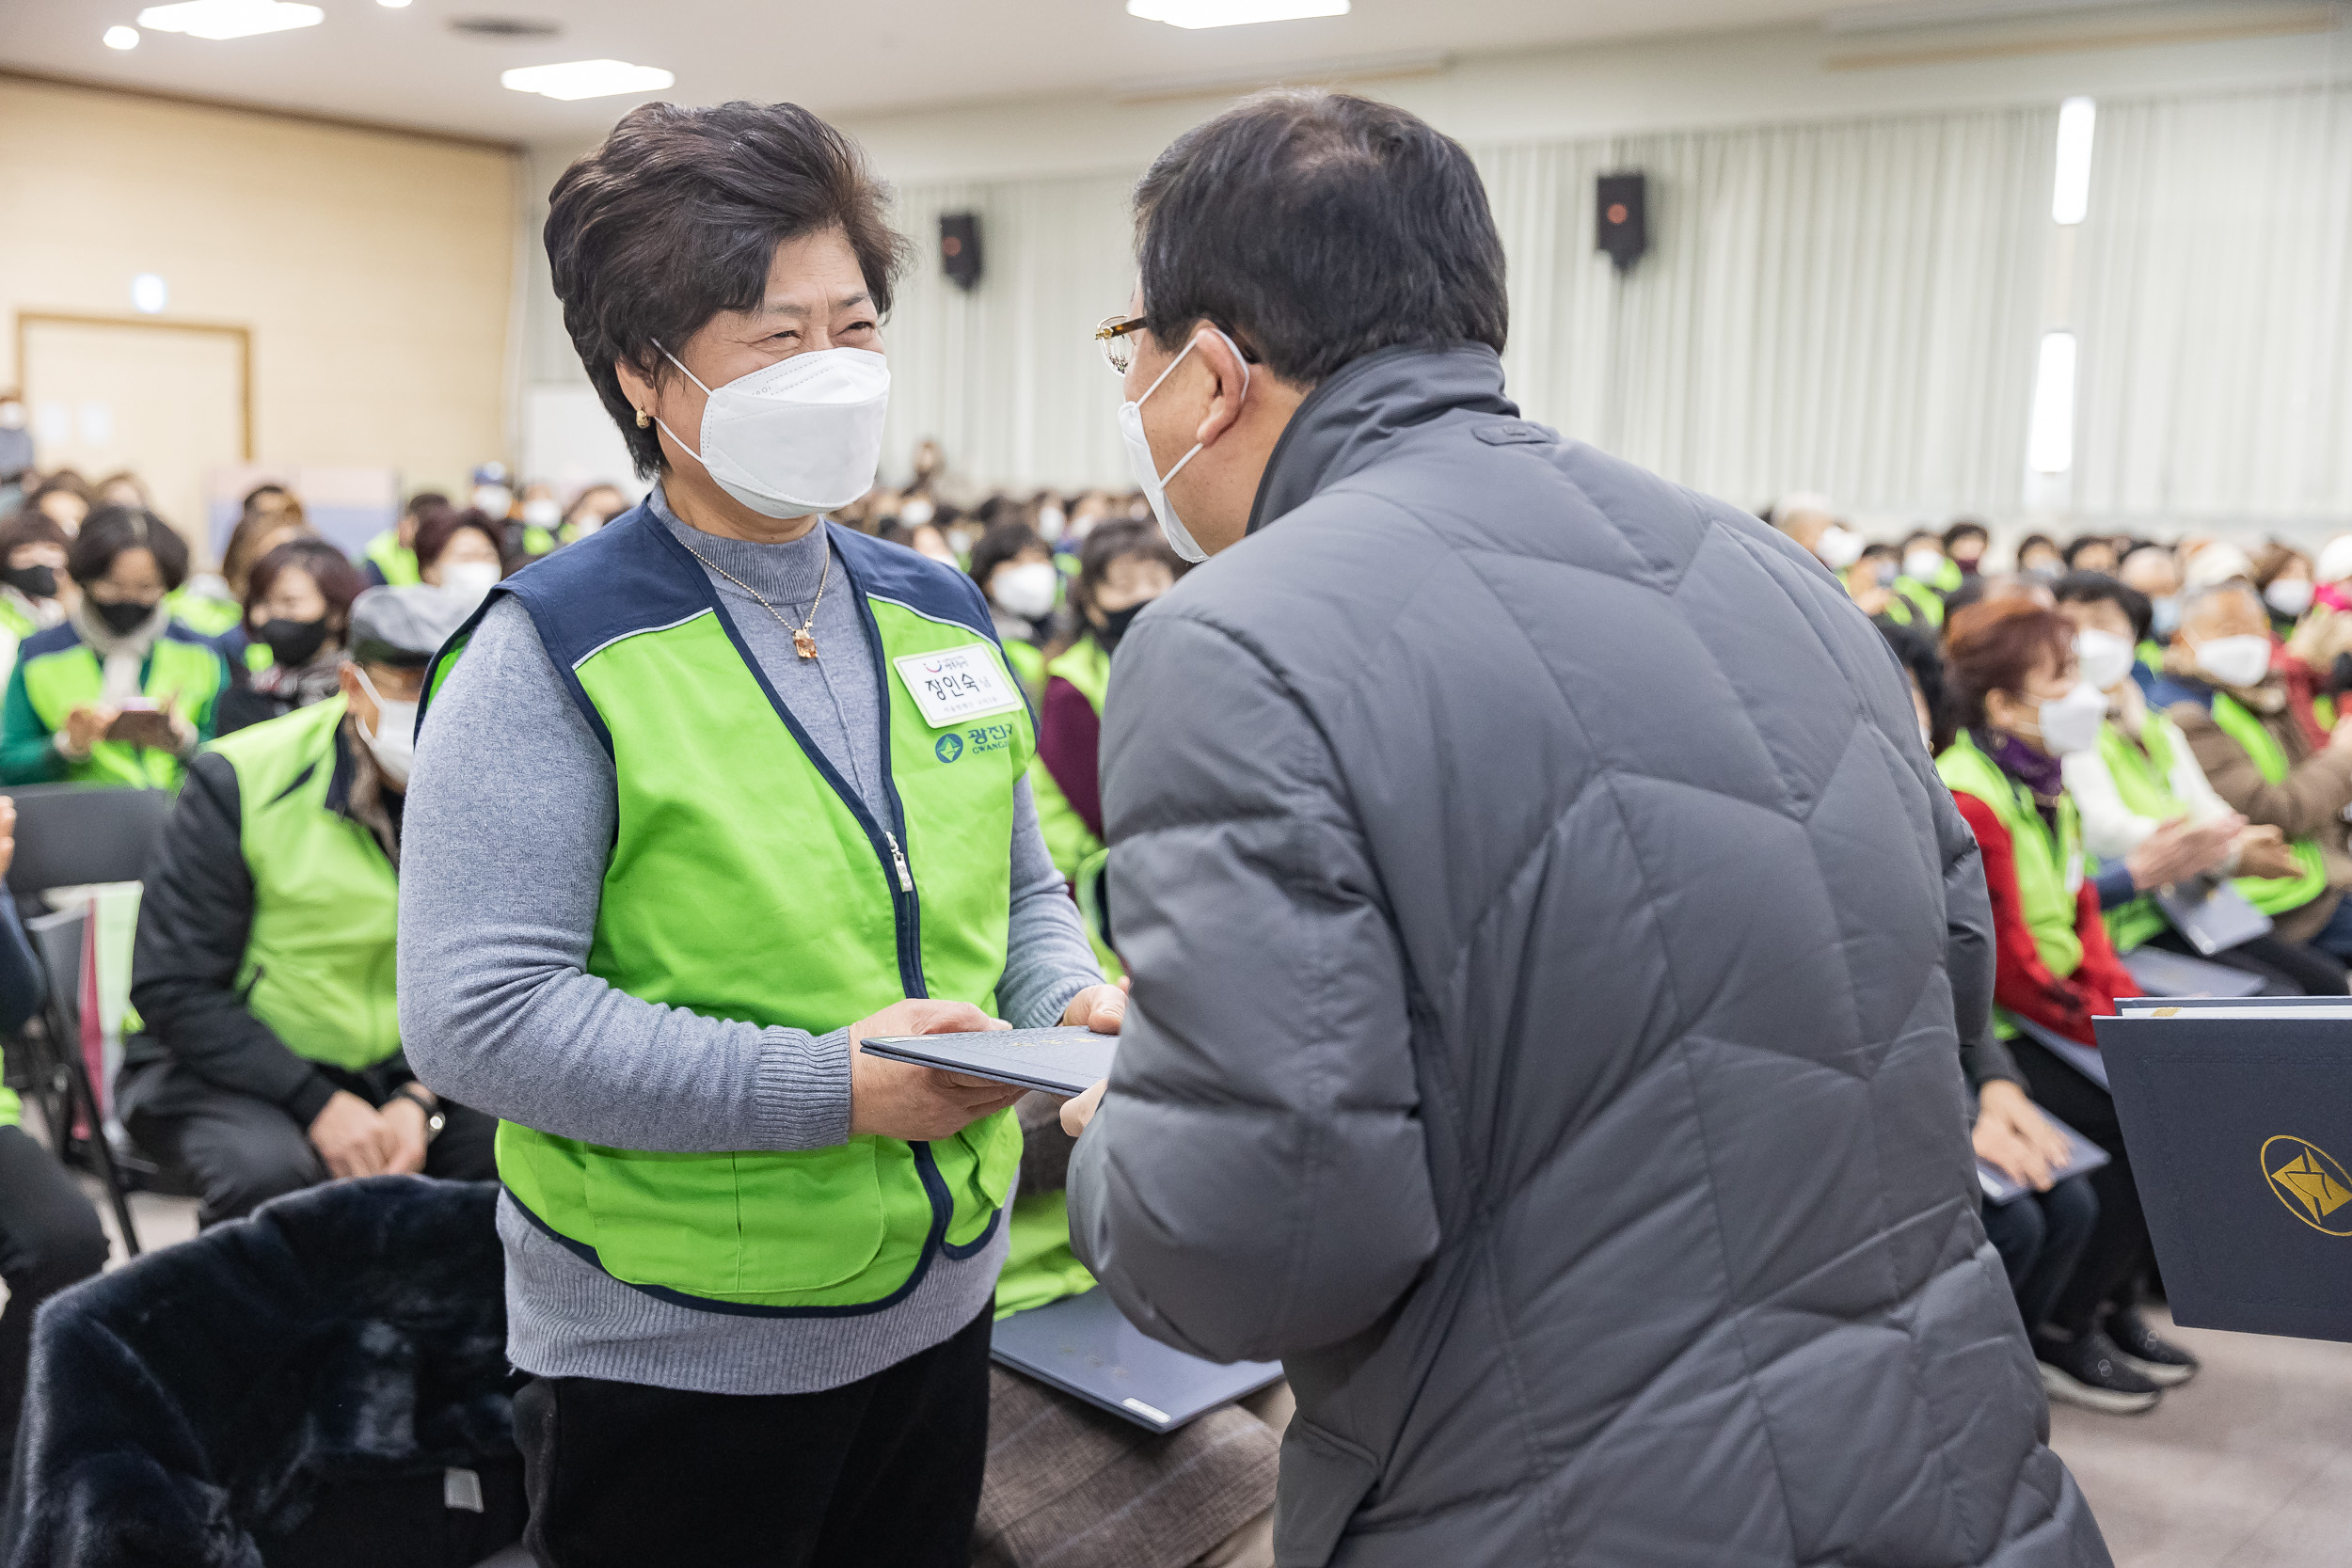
967, 520, 1060, 701
0, 794, 110, 1482
2150, 579, 2352, 965
119, 586, 497, 1227
2050, 571, 2343, 995
214, 539, 368, 738
0, 514, 72, 673
1938, 600, 2201, 1415
0, 506, 229, 788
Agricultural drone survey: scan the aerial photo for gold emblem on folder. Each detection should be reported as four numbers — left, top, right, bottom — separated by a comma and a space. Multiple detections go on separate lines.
2263, 1136, 2352, 1235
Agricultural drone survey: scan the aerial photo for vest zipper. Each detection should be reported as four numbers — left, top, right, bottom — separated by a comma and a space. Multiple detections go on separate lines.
882, 830, 914, 893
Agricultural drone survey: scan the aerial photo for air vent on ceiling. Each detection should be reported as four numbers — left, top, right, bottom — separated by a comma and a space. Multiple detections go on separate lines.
449, 16, 562, 39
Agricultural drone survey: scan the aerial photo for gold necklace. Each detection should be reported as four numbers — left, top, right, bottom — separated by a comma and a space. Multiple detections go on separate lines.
682, 536, 831, 659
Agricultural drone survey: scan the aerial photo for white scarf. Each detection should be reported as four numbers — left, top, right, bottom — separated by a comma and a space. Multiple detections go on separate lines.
68, 597, 170, 705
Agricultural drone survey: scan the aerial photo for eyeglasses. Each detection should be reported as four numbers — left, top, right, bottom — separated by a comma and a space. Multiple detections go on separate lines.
1095, 314, 1149, 375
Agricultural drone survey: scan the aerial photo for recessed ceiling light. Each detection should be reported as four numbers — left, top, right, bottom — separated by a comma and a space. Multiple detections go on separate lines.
378, 0, 412, 8
501, 59, 675, 101
103, 24, 140, 48
135, 1, 323, 40
1126, 0, 1348, 28
131, 274, 169, 314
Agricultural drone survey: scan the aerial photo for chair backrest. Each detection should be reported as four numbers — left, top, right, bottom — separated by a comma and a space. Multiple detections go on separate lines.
24, 908, 85, 1038
4, 784, 171, 898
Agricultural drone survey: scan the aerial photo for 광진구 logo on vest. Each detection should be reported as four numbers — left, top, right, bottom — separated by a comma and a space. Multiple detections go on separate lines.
935, 733, 964, 764
2262, 1135, 2352, 1236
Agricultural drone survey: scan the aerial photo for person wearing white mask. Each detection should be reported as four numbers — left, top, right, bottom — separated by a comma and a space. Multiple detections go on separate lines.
119, 584, 496, 1234
2253, 541, 2317, 637
2153, 580, 2352, 962
2051, 573, 2339, 998
391, 100, 1120, 1568
965, 520, 1058, 699
413, 508, 506, 606
2116, 546, 2183, 685
1938, 598, 2197, 1413
1764, 494, 1864, 574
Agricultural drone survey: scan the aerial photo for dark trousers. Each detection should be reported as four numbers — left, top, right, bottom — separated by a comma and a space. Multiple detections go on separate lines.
1979, 1175, 2099, 1335
2146, 928, 2349, 996
0, 1124, 108, 1473
2010, 1036, 2146, 1334
119, 1061, 498, 1227
516, 1306, 994, 1568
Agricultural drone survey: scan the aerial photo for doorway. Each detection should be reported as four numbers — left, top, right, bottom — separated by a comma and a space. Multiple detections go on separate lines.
16, 313, 250, 565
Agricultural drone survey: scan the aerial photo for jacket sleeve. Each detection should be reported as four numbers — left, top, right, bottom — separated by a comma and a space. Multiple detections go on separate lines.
2178, 703, 2352, 840
1951, 790, 2104, 1047
130, 752, 342, 1124
0, 658, 67, 785
2061, 747, 2159, 863
1933, 780, 2017, 1087
1066, 609, 1439, 1364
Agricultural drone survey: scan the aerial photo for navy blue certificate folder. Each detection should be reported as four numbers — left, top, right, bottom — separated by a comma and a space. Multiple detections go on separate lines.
2093, 1004, 2352, 1342
991, 1288, 1283, 1433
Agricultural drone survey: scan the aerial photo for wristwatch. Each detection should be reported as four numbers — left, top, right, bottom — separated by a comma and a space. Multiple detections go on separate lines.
389, 1084, 447, 1144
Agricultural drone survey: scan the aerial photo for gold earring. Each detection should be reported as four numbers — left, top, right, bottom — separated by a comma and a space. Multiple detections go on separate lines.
635, 408, 650, 429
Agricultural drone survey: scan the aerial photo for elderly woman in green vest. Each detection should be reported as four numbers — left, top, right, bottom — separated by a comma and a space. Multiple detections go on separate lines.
119, 586, 499, 1227
0, 513, 72, 683
0, 506, 227, 787
396, 100, 1120, 1568
2153, 578, 2352, 964
2051, 571, 2342, 996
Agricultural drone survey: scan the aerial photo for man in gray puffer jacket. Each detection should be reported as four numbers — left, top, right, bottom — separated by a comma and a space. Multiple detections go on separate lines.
1061, 90, 2108, 1568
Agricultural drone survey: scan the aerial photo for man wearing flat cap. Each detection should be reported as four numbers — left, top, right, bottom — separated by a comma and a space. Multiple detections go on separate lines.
123, 584, 498, 1225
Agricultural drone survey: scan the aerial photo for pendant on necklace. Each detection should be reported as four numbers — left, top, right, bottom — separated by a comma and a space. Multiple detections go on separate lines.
794, 628, 818, 660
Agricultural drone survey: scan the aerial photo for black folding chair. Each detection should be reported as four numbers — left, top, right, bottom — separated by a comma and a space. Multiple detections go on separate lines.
23, 909, 140, 1256
5, 783, 172, 900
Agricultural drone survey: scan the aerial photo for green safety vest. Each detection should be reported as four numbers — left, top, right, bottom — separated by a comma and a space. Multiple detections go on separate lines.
1026, 635, 1120, 977
2090, 713, 2187, 953
166, 587, 242, 639
1894, 577, 1946, 628
1002, 638, 1045, 705
209, 695, 402, 1071
1930, 558, 1964, 594
2207, 692, 2332, 916
1939, 732, 2084, 1037
18, 623, 225, 788
361, 530, 421, 587
423, 511, 1033, 1312
521, 525, 558, 559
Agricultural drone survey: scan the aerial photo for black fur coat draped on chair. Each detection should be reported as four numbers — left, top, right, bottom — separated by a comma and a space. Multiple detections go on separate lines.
5, 1176, 525, 1568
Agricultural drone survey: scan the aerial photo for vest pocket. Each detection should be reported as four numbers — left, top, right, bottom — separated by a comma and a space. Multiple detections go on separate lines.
942, 1110, 1023, 1246
579, 1142, 885, 1297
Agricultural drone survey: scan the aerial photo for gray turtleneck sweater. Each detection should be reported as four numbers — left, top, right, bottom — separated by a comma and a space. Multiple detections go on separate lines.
400, 487, 1100, 1394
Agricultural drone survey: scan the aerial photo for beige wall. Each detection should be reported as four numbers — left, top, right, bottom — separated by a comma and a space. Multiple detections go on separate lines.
0, 75, 518, 533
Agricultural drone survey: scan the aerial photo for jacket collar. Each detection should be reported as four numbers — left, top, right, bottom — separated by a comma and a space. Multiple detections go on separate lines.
1245, 342, 1518, 536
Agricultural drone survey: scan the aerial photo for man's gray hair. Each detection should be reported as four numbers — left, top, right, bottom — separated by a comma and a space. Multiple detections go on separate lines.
2180, 578, 2264, 622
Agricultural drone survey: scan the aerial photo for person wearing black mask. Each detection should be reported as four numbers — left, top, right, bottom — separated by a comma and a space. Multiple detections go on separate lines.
1028, 516, 1182, 969
0, 515, 73, 681
215, 539, 369, 736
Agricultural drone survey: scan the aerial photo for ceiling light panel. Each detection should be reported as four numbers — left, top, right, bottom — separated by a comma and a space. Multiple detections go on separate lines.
136, 0, 324, 40
501, 59, 675, 101
1127, 0, 1350, 29
103, 25, 141, 48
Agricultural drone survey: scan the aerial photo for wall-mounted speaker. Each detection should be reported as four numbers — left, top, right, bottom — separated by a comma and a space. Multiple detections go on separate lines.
1596, 173, 1648, 274
940, 212, 982, 292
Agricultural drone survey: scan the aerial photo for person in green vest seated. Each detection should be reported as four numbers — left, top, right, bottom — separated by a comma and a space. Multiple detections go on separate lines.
2051, 571, 2341, 995
1030, 517, 1183, 975
0, 506, 228, 787
0, 513, 72, 681
557, 483, 631, 546
1944, 517, 1991, 584
1901, 529, 1963, 597
119, 585, 498, 1227
213, 538, 368, 737
413, 505, 508, 608
2153, 578, 2352, 965
0, 795, 111, 1481
2116, 545, 2181, 691
1845, 543, 1945, 631
1939, 598, 2201, 1414
966, 518, 1058, 702
516, 483, 565, 560
2061, 535, 2119, 578
357, 491, 442, 588
396, 98, 1123, 1567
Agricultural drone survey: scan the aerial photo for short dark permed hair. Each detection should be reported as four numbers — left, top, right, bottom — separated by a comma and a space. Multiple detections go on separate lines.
68, 506, 189, 592
1133, 90, 1507, 387
2053, 569, 2154, 646
545, 100, 910, 477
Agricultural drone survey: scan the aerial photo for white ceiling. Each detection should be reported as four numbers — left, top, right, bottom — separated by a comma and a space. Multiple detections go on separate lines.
1, 0, 1859, 146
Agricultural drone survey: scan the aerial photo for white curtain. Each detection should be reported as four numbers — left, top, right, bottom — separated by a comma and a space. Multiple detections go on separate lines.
1472, 105, 2054, 521
2070, 83, 2352, 523
879, 172, 1142, 494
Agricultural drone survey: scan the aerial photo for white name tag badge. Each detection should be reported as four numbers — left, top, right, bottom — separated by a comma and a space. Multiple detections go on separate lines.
2065, 849, 2085, 895
894, 643, 1024, 728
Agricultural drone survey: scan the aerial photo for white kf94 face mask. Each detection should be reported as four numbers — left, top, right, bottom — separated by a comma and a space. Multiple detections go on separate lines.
657, 345, 890, 519
2036, 682, 2110, 757
1119, 327, 1250, 564
2074, 629, 2136, 692
2193, 633, 2274, 691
